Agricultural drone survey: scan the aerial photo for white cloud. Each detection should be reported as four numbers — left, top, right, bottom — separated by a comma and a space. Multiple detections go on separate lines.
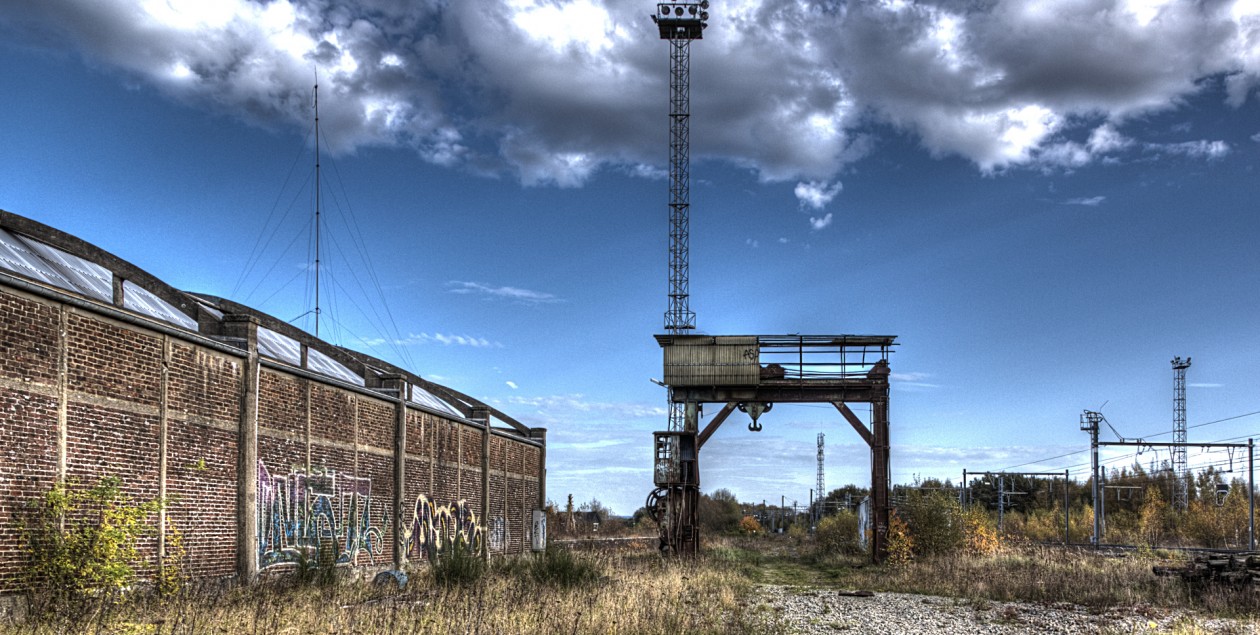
778, 237, 789, 244
447, 280, 560, 304
745, 238, 759, 248
364, 332, 501, 348
1189, 382, 1223, 388
1154, 139, 1230, 159
794, 180, 843, 210
3, 0, 1258, 184
809, 212, 834, 231
1064, 196, 1106, 206
505, 380, 518, 390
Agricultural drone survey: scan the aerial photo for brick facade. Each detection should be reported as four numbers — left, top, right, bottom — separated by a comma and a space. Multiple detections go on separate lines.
0, 281, 544, 594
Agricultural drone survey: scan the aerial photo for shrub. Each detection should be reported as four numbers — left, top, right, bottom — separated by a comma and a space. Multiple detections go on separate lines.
897, 490, 963, 557
962, 507, 1000, 556
18, 476, 164, 617
886, 511, 914, 566
815, 511, 862, 555
738, 515, 763, 535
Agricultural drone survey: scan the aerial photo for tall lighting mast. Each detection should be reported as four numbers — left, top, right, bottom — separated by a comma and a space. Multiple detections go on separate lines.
653, 1, 708, 432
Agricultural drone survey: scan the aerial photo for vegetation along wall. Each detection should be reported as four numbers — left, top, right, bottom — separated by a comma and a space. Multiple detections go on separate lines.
0, 209, 545, 595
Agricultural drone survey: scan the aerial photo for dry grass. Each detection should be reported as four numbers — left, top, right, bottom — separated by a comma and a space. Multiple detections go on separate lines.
0, 550, 764, 635
8, 538, 1260, 633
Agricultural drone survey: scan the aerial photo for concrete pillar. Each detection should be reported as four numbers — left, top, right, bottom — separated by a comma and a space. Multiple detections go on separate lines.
381, 374, 408, 570
531, 428, 547, 511
225, 315, 260, 585
157, 336, 170, 579
472, 406, 491, 561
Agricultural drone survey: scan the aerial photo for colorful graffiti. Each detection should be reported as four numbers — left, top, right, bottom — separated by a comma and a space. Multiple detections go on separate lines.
403, 495, 484, 560
257, 460, 389, 568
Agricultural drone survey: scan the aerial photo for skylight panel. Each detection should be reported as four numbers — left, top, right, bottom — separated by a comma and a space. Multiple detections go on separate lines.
306, 346, 365, 386
0, 228, 79, 292
257, 327, 301, 366
122, 280, 197, 330
16, 234, 111, 302
410, 385, 461, 417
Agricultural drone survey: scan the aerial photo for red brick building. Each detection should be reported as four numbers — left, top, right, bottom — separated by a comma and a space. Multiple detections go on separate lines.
0, 209, 545, 596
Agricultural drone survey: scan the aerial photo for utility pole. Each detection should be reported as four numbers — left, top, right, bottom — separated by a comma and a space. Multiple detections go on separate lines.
1172, 356, 1191, 511
1081, 410, 1103, 546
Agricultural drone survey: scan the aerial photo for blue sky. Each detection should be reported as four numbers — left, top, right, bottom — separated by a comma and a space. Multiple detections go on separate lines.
3, 1, 1260, 516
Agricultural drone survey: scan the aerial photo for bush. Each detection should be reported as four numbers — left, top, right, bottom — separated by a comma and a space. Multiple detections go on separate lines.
886, 511, 914, 566
18, 476, 164, 618
897, 490, 963, 557
738, 515, 762, 535
815, 511, 863, 555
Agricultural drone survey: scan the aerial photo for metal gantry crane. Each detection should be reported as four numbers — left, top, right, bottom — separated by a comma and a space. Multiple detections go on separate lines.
646, 1, 708, 556
644, 3, 897, 562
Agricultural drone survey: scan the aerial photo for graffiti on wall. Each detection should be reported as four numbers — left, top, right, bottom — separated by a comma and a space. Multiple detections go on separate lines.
257, 460, 389, 568
489, 516, 507, 552
403, 495, 484, 560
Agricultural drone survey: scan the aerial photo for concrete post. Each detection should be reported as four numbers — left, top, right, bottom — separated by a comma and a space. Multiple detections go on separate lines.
382, 374, 408, 570
531, 428, 547, 511
473, 406, 492, 561
225, 315, 260, 585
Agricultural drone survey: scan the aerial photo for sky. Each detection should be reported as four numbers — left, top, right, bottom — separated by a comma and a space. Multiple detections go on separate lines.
2, 0, 1260, 517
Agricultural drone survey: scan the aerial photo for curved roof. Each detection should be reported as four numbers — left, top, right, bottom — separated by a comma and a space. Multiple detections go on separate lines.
0, 208, 533, 437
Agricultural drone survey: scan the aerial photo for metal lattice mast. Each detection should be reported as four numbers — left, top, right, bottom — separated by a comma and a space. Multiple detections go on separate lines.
1172, 356, 1192, 510
816, 433, 825, 518
654, 2, 707, 431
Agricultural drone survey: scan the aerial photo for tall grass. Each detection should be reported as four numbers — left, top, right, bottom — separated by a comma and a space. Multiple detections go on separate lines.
0, 548, 763, 635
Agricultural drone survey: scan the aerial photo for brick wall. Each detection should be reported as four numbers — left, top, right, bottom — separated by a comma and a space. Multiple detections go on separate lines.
0, 283, 544, 594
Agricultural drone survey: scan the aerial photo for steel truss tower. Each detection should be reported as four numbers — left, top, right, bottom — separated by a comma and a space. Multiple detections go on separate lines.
655, 2, 707, 433
816, 433, 825, 522
1172, 356, 1191, 510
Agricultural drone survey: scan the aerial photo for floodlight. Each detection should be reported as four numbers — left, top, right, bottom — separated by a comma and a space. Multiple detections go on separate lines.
675, 6, 683, 16
700, 0, 709, 8
661, 5, 669, 14
689, 5, 697, 15
701, 11, 708, 20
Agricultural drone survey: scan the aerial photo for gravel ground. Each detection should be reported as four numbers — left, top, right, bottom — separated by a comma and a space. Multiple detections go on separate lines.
753, 585, 1260, 634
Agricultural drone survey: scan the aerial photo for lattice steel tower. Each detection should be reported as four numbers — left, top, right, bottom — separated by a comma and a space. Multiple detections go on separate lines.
653, 2, 708, 431
816, 433, 825, 519
1172, 356, 1191, 510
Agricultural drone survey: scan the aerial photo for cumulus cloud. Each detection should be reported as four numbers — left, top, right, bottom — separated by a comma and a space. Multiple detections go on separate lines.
447, 280, 560, 304
1064, 196, 1106, 206
505, 380, 518, 389
809, 212, 833, 231
3, 0, 1258, 185
794, 180, 843, 210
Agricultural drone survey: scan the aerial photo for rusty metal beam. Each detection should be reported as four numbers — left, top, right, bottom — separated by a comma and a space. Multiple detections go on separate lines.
834, 402, 873, 447
671, 384, 880, 404
697, 402, 737, 450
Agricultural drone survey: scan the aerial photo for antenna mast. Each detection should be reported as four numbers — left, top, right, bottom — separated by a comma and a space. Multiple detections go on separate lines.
313, 81, 322, 338
1172, 356, 1191, 510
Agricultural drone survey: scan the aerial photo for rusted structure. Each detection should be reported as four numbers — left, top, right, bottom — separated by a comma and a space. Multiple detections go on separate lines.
648, 335, 896, 562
